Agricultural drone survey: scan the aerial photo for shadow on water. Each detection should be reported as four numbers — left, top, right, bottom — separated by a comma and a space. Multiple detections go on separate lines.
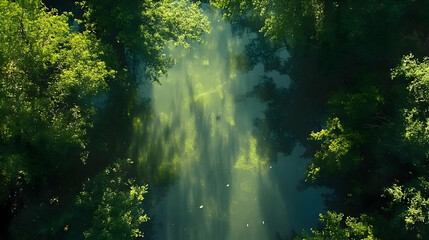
226, 11, 343, 240
131, 4, 332, 240
225, 6, 335, 240
225, 57, 331, 239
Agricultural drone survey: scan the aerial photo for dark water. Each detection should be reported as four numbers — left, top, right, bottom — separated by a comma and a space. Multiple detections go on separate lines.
134, 5, 330, 240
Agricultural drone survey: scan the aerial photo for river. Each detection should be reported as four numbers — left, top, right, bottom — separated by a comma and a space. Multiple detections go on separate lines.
133, 5, 330, 240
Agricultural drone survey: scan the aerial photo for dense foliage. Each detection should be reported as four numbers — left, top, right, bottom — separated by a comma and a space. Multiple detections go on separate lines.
213, 0, 429, 239
0, 0, 116, 216
0, 0, 209, 238
70, 159, 149, 240
80, 0, 210, 81
297, 211, 376, 240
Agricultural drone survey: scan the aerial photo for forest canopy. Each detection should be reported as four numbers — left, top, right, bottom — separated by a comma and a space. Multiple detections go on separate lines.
0, 0, 428, 239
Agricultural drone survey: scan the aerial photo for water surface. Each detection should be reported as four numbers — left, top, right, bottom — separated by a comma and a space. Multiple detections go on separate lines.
134, 6, 329, 240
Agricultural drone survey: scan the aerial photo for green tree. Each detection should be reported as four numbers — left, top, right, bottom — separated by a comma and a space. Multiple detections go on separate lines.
70, 159, 149, 240
377, 53, 429, 239
307, 117, 362, 181
392, 54, 429, 158
0, 0, 114, 202
328, 84, 385, 128
8, 159, 148, 239
296, 211, 377, 240
211, 0, 321, 45
384, 177, 429, 239
80, 0, 211, 81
